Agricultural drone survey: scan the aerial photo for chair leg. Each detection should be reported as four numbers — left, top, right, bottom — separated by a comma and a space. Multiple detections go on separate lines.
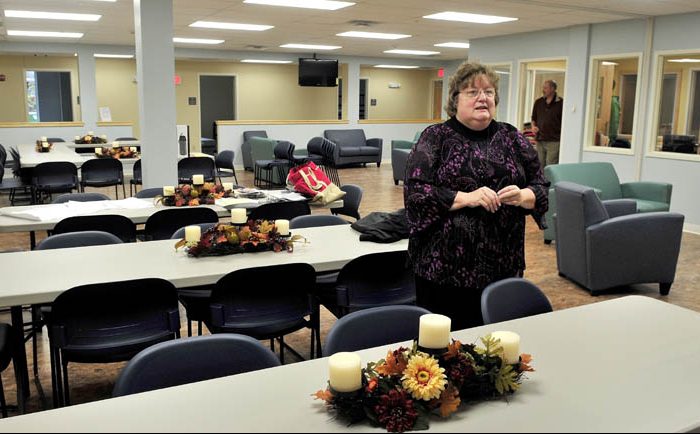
50, 347, 62, 408
186, 320, 192, 337
121, 183, 126, 199
61, 360, 70, 406
114, 185, 119, 199
0, 376, 6, 418
279, 336, 285, 364
31, 306, 39, 377
197, 321, 202, 336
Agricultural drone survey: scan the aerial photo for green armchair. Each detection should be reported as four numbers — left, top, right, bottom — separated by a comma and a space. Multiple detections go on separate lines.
390, 131, 423, 186
543, 162, 672, 244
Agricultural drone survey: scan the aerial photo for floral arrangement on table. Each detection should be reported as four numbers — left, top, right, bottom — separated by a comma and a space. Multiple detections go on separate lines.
96, 146, 139, 159
314, 334, 534, 433
75, 133, 107, 144
157, 183, 233, 207
35, 139, 53, 153
175, 221, 306, 257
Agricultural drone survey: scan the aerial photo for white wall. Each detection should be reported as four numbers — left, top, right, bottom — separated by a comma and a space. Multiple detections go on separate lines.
470, 13, 700, 231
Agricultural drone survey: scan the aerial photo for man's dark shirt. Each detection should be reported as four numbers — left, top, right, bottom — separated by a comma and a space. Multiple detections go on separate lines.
531, 93, 563, 141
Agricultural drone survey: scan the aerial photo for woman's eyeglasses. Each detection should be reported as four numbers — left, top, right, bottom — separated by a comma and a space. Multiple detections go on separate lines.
461, 88, 496, 99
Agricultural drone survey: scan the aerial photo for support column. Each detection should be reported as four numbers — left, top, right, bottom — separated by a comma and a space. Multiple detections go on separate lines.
346, 61, 360, 125
76, 47, 98, 131
134, 0, 178, 187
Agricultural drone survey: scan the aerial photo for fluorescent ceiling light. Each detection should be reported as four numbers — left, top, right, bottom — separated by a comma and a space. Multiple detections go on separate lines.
94, 54, 134, 59
243, 0, 354, 11
173, 37, 224, 45
384, 49, 440, 56
241, 59, 293, 64
190, 21, 273, 31
434, 42, 470, 49
4, 10, 101, 21
374, 65, 419, 69
280, 43, 341, 50
668, 58, 700, 63
601, 61, 618, 66
7, 30, 83, 38
337, 31, 410, 40
424, 11, 517, 24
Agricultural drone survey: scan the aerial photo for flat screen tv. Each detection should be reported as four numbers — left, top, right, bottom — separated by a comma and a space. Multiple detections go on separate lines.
298, 58, 338, 87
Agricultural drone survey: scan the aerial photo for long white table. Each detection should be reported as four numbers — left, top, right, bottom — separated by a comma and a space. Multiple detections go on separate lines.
17, 143, 90, 169
0, 296, 697, 432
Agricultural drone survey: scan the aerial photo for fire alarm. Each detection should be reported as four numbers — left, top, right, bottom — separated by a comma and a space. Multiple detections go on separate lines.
0, 74, 6, 82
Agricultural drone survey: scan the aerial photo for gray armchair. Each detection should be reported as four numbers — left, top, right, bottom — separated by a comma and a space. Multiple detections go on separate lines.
323, 129, 382, 167
241, 130, 268, 171
391, 140, 413, 185
554, 181, 684, 296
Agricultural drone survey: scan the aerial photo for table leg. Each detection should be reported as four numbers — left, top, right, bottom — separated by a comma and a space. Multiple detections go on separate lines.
10, 306, 29, 414
30, 231, 36, 250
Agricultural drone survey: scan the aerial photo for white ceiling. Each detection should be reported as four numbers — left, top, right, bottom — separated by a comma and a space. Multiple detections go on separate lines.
0, 0, 699, 60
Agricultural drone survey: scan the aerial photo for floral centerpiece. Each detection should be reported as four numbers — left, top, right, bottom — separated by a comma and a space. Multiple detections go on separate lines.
175, 221, 305, 257
314, 335, 534, 433
157, 183, 232, 207
35, 139, 52, 153
96, 146, 139, 159
75, 133, 107, 144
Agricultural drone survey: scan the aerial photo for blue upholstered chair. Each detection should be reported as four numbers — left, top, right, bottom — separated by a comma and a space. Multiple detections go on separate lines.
323, 305, 430, 356
481, 278, 552, 324
112, 334, 280, 397
554, 181, 684, 296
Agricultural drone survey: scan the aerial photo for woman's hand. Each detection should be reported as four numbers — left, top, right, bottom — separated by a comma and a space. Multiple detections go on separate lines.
452, 187, 501, 213
498, 185, 536, 209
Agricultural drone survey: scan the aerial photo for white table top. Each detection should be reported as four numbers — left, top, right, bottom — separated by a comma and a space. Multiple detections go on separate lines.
66, 140, 140, 149
17, 143, 90, 168
0, 199, 230, 232
0, 296, 697, 432
0, 225, 407, 307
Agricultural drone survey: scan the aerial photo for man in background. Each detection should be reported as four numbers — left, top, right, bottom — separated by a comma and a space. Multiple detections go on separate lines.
531, 80, 563, 167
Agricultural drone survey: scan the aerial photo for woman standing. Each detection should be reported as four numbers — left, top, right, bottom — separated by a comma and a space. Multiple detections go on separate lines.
404, 62, 549, 330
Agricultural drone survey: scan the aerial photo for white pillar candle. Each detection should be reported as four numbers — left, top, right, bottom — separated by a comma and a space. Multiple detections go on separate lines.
100, 134, 108, 140
491, 331, 520, 364
74, 135, 81, 141
129, 146, 137, 153
222, 182, 233, 191
192, 174, 204, 185
88, 131, 94, 135
163, 186, 175, 196
418, 314, 451, 349
328, 352, 362, 393
231, 208, 247, 224
276, 219, 290, 236
94, 147, 102, 155
40, 136, 47, 141
42, 142, 49, 148
184, 225, 201, 243
112, 141, 120, 148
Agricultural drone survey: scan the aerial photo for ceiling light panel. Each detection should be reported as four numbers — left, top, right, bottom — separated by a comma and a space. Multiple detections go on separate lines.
384, 49, 440, 56
4, 10, 101, 21
7, 30, 84, 38
190, 21, 273, 31
241, 59, 293, 64
337, 31, 410, 40
94, 54, 134, 58
374, 65, 419, 69
280, 43, 341, 50
243, 0, 354, 11
434, 42, 470, 49
424, 11, 517, 24
173, 37, 225, 45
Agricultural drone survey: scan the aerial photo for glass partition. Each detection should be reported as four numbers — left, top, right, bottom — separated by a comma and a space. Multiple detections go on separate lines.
518, 59, 566, 129
652, 53, 700, 155
585, 55, 640, 150
0, 53, 80, 123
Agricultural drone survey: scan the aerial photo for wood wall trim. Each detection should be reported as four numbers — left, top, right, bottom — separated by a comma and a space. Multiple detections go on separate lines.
96, 122, 133, 127
0, 121, 85, 128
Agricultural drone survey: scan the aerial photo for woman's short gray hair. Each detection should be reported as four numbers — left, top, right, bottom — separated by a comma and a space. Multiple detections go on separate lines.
445, 61, 500, 117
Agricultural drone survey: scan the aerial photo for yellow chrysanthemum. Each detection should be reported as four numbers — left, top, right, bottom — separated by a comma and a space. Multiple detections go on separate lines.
401, 353, 447, 401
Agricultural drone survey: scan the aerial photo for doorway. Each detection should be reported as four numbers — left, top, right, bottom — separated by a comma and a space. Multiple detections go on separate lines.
199, 75, 235, 151
25, 70, 74, 122
518, 60, 567, 129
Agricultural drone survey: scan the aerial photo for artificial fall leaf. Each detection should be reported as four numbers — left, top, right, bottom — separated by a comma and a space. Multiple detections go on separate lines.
238, 227, 251, 241
437, 386, 461, 418
494, 364, 520, 395
313, 388, 334, 403
259, 220, 274, 234
174, 238, 186, 250
444, 340, 463, 360
375, 350, 407, 376
519, 353, 535, 372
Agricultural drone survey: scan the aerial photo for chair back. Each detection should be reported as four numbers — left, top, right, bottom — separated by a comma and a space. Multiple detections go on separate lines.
48, 278, 180, 359
545, 162, 623, 200
0, 144, 7, 167
54, 215, 137, 243
178, 157, 216, 183
249, 137, 277, 162
273, 141, 294, 160
215, 150, 235, 171
32, 162, 78, 192
324, 129, 367, 147
323, 305, 430, 356
331, 184, 362, 220
51, 192, 110, 204
132, 159, 142, 183
170, 222, 218, 240
145, 207, 219, 241
80, 158, 124, 183
135, 187, 162, 199
334, 251, 416, 317
248, 201, 310, 221
208, 263, 316, 340
243, 130, 268, 141
481, 278, 553, 324
112, 334, 280, 397
46, 138, 65, 143
289, 215, 348, 229
0, 323, 15, 373
35, 231, 123, 250
115, 137, 138, 141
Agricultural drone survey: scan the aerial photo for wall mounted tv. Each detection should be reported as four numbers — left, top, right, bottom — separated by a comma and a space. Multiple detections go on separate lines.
298, 58, 338, 87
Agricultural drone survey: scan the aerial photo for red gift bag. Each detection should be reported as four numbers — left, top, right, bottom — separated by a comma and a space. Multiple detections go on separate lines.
286, 162, 332, 198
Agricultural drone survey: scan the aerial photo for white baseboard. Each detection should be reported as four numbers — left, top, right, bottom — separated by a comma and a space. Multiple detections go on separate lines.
684, 223, 700, 235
